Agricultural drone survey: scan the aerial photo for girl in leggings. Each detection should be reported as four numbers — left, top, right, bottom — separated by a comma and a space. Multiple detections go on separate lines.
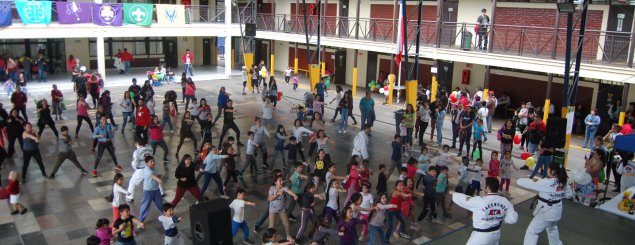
267, 176, 298, 241
176, 111, 198, 154
36, 99, 59, 139
6, 109, 25, 157
22, 123, 47, 182
76, 95, 94, 137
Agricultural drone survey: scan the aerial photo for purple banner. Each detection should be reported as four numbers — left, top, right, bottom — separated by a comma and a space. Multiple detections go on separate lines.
56, 2, 92, 24
93, 3, 122, 26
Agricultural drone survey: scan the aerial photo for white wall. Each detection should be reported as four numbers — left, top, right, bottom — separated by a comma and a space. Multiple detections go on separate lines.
274, 41, 290, 72
276, 0, 291, 16
64, 38, 89, 69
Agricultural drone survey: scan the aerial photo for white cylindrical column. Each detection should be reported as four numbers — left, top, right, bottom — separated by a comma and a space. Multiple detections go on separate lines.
96, 35, 106, 81
224, 0, 232, 78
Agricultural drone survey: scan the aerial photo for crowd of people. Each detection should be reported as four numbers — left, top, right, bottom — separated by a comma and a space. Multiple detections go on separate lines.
1, 55, 635, 245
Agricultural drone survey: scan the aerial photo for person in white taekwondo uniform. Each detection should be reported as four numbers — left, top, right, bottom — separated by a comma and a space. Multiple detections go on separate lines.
517, 163, 573, 245
127, 138, 164, 202
452, 177, 518, 245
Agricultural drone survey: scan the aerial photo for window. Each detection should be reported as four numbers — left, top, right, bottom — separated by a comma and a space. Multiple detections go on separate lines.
90, 37, 164, 57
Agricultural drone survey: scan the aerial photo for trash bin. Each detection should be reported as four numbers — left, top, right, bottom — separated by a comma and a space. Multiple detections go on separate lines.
394, 109, 405, 134
461, 30, 472, 51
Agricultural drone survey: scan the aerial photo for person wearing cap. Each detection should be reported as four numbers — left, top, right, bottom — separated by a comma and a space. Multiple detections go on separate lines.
74, 66, 88, 101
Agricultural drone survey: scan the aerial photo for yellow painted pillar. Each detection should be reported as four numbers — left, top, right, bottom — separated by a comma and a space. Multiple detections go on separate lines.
543, 99, 551, 122
309, 64, 320, 92
321, 62, 326, 76
294, 58, 299, 75
270, 54, 275, 75
243, 53, 254, 91
231, 48, 235, 70
482, 88, 489, 101
431, 76, 438, 102
352, 68, 358, 97
406, 80, 418, 108
388, 74, 396, 105
561, 106, 574, 168
619, 112, 626, 126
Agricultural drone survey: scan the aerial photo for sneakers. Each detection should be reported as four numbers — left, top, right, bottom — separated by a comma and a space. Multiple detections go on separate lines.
409, 224, 420, 231
289, 215, 297, 221
242, 240, 253, 245
170, 130, 174, 134
164, 159, 171, 163
92, 170, 97, 177
343, 130, 346, 134
11, 210, 19, 215
115, 165, 123, 172
48, 175, 55, 179
81, 170, 88, 175
392, 232, 400, 238
20, 208, 28, 215
432, 219, 444, 224
399, 232, 411, 239
358, 236, 368, 242
253, 226, 260, 233
338, 130, 342, 134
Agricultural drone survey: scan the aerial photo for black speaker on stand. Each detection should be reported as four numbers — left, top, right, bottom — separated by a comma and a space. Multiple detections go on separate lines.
190, 199, 232, 245
245, 23, 257, 37
545, 117, 567, 149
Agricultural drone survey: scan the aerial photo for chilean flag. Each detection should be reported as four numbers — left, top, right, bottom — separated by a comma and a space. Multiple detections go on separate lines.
395, 0, 405, 66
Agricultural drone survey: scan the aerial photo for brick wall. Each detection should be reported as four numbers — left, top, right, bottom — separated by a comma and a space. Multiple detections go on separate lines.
493, 7, 603, 58
370, 4, 438, 44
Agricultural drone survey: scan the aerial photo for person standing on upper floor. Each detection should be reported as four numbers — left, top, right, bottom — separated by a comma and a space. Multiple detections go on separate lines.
120, 48, 134, 76
476, 8, 490, 51
11, 85, 28, 122
360, 92, 375, 131
182, 49, 194, 77
583, 109, 601, 149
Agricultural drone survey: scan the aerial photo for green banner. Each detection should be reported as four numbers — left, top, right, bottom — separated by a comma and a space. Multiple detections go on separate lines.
123, 3, 153, 26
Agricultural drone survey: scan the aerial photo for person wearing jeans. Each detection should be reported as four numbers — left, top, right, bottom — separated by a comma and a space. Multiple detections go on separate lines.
359, 92, 375, 130
385, 181, 411, 241
583, 109, 601, 149
435, 106, 447, 146
339, 106, 349, 134
529, 139, 554, 179
182, 49, 194, 76
199, 147, 229, 197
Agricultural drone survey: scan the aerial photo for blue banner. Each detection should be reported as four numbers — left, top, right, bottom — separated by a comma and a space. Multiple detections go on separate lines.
0, 1, 11, 27
15, 0, 52, 25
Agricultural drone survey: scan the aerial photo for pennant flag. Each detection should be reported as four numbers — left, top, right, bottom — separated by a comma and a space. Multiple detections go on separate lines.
156, 4, 185, 25
15, 0, 52, 25
395, 0, 405, 66
0, 1, 12, 27
123, 3, 153, 26
93, 3, 123, 26
56, 2, 92, 24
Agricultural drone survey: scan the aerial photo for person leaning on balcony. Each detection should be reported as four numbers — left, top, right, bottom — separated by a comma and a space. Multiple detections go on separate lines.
476, 9, 490, 51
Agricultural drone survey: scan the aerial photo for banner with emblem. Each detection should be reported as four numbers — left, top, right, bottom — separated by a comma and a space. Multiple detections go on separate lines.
156, 4, 185, 26
93, 3, 123, 26
15, 0, 52, 25
0, 0, 12, 27
123, 3, 153, 26
56, 2, 92, 24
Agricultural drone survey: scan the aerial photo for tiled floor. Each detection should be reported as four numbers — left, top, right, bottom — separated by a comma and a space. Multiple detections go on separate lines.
0, 67, 618, 244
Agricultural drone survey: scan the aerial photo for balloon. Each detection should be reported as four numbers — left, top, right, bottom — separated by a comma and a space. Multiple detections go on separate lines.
525, 157, 536, 168
472, 149, 481, 160
384, 90, 390, 96
567, 169, 580, 185
576, 173, 592, 185
277, 91, 283, 97
384, 86, 389, 91
449, 93, 457, 103
513, 134, 521, 145
277, 96, 282, 101
520, 152, 531, 160
379, 88, 385, 94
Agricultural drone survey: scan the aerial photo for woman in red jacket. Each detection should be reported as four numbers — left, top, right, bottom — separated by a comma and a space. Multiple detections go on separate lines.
184, 77, 196, 111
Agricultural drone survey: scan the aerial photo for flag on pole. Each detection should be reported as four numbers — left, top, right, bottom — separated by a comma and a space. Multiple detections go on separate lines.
156, 4, 185, 25
15, 0, 52, 25
123, 3, 153, 26
56, 2, 92, 24
394, 0, 405, 66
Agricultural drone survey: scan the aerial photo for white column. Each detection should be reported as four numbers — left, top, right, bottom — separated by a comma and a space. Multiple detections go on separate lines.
96, 34, 106, 81
224, 0, 232, 78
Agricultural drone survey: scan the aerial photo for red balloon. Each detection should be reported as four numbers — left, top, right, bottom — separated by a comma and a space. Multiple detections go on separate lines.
513, 134, 521, 145
384, 86, 388, 91
277, 91, 283, 97
450, 94, 457, 103
520, 152, 530, 160
277, 96, 282, 101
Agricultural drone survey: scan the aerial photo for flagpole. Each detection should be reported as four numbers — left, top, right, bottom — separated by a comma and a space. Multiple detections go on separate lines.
397, 62, 402, 104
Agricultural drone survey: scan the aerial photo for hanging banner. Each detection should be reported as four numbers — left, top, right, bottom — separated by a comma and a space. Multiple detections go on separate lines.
123, 3, 153, 26
15, 0, 52, 25
56, 2, 92, 24
93, 3, 123, 26
0, 1, 12, 27
156, 4, 185, 26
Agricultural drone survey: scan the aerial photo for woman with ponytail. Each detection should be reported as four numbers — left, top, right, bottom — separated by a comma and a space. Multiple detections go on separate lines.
517, 163, 573, 245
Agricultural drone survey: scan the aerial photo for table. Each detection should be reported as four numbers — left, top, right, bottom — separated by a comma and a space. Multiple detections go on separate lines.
598, 186, 635, 221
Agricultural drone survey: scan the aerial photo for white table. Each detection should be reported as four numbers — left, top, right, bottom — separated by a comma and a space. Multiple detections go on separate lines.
598, 186, 635, 221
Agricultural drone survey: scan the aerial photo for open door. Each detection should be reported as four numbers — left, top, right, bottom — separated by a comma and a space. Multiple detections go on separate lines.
163, 38, 178, 68
203, 38, 212, 66
334, 49, 346, 84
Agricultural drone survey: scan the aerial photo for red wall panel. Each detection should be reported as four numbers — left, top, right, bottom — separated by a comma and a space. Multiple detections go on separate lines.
288, 47, 335, 73
378, 58, 432, 86
369, 4, 437, 44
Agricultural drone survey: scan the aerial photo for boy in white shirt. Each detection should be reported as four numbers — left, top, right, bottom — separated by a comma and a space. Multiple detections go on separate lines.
469, 158, 485, 196
230, 189, 256, 244
158, 203, 184, 245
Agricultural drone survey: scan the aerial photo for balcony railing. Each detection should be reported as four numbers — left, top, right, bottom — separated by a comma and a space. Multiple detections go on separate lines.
245, 13, 633, 67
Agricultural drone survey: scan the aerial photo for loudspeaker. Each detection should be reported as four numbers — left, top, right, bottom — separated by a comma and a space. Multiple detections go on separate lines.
245, 23, 256, 37
190, 199, 232, 245
545, 117, 567, 148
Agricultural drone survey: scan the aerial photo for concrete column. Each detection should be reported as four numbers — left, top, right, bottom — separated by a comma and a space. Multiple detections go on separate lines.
225, 0, 232, 78
96, 34, 106, 81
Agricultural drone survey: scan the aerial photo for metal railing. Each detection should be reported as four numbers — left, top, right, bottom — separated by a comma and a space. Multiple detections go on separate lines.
245, 13, 633, 67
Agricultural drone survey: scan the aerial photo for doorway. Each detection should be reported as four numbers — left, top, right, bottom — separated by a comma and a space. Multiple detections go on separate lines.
334, 49, 346, 84
163, 38, 178, 68
203, 38, 212, 66
604, 5, 633, 63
